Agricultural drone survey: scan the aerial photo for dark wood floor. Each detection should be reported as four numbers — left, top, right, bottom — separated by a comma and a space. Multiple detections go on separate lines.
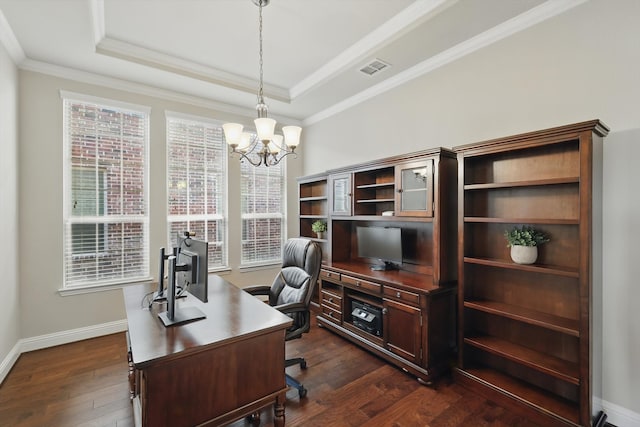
0, 317, 543, 427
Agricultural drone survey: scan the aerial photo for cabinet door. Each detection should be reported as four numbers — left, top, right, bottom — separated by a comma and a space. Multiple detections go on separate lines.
383, 298, 422, 364
330, 173, 352, 216
395, 159, 433, 217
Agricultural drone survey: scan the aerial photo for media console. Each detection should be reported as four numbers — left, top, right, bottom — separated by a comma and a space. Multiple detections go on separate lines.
316, 261, 455, 384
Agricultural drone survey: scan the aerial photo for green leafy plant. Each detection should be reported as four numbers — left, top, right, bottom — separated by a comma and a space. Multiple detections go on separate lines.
311, 220, 327, 233
504, 225, 549, 247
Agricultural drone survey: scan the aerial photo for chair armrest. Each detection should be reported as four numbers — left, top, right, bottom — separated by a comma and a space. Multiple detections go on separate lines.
243, 285, 271, 296
274, 302, 307, 315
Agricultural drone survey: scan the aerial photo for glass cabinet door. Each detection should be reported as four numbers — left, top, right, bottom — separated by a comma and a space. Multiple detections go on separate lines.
330, 173, 352, 216
395, 159, 433, 217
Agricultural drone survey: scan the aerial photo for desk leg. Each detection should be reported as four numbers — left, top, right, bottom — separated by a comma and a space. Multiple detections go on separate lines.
274, 393, 286, 427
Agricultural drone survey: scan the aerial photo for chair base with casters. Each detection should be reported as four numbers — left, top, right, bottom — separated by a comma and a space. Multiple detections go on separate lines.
285, 356, 308, 398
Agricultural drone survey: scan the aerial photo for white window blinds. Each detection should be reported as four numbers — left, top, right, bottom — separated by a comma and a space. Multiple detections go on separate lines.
240, 153, 285, 266
63, 93, 150, 288
166, 114, 227, 269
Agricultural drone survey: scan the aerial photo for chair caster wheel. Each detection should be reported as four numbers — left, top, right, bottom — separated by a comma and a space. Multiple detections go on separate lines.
301, 360, 307, 370
298, 387, 307, 398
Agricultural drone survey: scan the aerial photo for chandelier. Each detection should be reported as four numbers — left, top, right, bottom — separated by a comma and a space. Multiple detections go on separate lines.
222, 0, 301, 167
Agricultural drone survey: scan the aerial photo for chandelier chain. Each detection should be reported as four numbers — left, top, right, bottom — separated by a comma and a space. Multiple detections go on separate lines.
258, 1, 264, 104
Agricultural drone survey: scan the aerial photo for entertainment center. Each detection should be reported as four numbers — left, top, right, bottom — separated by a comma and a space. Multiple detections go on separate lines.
298, 147, 458, 384
298, 120, 606, 426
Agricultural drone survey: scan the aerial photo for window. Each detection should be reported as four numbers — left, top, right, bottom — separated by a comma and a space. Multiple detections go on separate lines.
166, 113, 227, 269
71, 168, 106, 254
62, 92, 150, 289
240, 152, 286, 266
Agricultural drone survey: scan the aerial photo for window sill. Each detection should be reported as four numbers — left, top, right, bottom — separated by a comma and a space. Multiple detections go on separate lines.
238, 262, 281, 272
58, 277, 153, 296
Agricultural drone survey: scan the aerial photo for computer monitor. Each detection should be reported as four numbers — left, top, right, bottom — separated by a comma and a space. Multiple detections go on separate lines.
157, 232, 209, 327
356, 226, 403, 271
175, 232, 208, 303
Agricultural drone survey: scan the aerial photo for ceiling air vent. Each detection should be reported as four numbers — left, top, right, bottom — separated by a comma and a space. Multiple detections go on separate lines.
359, 59, 391, 76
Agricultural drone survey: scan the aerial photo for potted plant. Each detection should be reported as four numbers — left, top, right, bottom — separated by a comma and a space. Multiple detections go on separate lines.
504, 225, 549, 264
311, 220, 327, 239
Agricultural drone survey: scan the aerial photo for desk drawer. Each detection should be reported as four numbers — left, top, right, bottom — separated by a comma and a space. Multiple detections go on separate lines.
321, 305, 342, 322
321, 290, 342, 311
342, 275, 381, 295
320, 269, 341, 281
383, 286, 420, 306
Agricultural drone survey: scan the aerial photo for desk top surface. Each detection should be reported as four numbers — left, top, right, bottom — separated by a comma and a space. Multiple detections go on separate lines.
123, 275, 293, 368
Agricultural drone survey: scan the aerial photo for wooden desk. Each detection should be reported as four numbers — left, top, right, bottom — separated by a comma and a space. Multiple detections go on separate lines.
123, 276, 293, 427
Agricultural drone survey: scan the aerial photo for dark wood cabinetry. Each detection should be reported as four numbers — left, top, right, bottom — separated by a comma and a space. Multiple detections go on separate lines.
454, 120, 608, 427
303, 148, 458, 384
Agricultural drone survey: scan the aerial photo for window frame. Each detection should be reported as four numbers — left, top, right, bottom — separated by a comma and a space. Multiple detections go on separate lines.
61, 91, 151, 293
165, 111, 229, 272
239, 147, 287, 268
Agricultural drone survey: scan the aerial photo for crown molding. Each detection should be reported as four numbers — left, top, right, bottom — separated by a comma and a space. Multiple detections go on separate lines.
290, 0, 456, 100
95, 37, 291, 104
0, 7, 25, 64
19, 58, 301, 126
89, 0, 105, 46
304, 0, 588, 126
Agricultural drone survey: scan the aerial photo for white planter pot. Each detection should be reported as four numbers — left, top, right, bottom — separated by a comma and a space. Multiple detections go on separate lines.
315, 231, 325, 240
510, 245, 538, 264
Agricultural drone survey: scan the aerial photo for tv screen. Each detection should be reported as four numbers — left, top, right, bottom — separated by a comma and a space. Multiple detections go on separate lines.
356, 226, 402, 270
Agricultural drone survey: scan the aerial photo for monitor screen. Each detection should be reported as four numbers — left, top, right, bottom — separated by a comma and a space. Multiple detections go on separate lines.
175, 233, 209, 303
356, 226, 402, 270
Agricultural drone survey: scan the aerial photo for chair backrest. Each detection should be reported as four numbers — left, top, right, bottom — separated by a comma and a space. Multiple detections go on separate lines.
269, 238, 322, 310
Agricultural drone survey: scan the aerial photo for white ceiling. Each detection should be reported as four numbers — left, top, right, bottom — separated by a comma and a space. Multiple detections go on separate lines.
0, 0, 587, 125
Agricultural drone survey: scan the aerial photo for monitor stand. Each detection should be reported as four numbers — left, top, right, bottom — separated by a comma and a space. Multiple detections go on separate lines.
370, 261, 399, 271
158, 306, 206, 327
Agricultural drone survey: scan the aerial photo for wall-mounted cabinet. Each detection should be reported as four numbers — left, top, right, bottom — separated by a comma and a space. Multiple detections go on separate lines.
454, 120, 608, 427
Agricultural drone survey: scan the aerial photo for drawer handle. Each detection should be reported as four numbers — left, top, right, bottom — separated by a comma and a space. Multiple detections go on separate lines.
327, 272, 332, 277
396, 291, 401, 298
328, 297, 333, 303
328, 312, 333, 317
356, 281, 361, 287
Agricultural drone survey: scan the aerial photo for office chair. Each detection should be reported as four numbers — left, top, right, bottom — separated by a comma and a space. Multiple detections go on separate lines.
244, 238, 322, 398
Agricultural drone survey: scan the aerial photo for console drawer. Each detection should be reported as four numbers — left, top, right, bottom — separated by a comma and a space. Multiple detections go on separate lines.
320, 269, 341, 281
342, 275, 381, 295
321, 290, 342, 311
383, 286, 420, 306
321, 305, 342, 322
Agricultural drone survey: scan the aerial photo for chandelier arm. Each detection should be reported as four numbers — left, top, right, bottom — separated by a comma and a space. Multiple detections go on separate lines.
229, 147, 265, 167
266, 150, 298, 167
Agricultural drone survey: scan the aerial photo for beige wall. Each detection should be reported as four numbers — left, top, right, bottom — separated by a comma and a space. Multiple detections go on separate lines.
17, 70, 301, 338
0, 33, 19, 375
301, 0, 640, 422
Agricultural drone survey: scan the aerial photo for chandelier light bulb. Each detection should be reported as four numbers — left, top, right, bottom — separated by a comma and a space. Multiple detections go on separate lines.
222, 123, 243, 146
254, 117, 276, 141
282, 126, 302, 148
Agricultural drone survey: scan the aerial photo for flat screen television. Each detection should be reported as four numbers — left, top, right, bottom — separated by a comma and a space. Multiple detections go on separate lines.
356, 226, 403, 271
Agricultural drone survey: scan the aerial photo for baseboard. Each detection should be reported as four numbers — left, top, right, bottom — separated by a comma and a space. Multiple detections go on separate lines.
0, 319, 129, 385
0, 341, 21, 385
596, 398, 640, 427
19, 319, 128, 353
